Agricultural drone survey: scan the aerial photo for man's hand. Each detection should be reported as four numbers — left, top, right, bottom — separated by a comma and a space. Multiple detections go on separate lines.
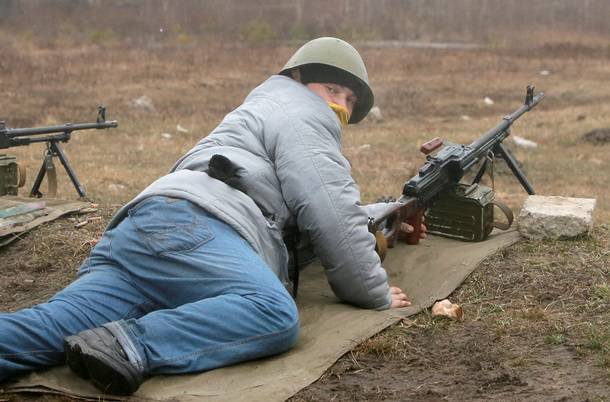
390, 286, 411, 308
399, 220, 427, 240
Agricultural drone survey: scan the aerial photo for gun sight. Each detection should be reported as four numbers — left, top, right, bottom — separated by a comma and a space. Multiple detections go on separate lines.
525, 85, 535, 105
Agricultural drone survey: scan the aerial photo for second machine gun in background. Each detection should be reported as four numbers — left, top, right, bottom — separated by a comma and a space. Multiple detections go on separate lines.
0, 106, 118, 200
368, 86, 544, 261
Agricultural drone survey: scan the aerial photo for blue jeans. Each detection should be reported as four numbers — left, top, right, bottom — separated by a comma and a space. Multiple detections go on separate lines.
0, 196, 299, 381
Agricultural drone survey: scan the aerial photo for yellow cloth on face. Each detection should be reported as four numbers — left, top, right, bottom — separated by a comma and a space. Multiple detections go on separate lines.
328, 102, 350, 126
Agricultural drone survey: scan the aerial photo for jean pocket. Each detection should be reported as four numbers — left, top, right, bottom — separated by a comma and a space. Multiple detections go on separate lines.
128, 196, 214, 255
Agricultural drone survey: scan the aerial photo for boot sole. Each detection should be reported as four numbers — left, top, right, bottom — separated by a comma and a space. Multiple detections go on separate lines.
64, 336, 90, 380
64, 335, 141, 395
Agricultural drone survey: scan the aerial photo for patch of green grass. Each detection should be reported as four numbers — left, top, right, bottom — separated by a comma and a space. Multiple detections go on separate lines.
545, 333, 566, 345
576, 324, 610, 373
480, 303, 505, 316
497, 316, 514, 328
592, 283, 610, 302
584, 326, 609, 352
522, 242, 544, 254
545, 323, 567, 346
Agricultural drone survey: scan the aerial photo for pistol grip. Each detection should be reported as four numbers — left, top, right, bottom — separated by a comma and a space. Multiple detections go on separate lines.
405, 208, 425, 245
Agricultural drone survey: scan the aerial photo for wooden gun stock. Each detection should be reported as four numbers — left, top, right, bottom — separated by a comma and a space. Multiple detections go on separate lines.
405, 208, 425, 245
368, 196, 420, 261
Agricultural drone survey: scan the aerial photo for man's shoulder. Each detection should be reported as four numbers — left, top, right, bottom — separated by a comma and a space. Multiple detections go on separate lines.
247, 75, 318, 106
221, 75, 340, 146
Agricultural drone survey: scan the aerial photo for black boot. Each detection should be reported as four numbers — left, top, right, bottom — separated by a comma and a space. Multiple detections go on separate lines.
64, 325, 145, 395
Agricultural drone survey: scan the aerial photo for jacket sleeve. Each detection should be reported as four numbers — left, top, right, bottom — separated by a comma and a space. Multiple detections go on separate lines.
268, 106, 392, 310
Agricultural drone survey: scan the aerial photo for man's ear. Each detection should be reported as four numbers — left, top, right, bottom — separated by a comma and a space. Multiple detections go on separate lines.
290, 68, 302, 83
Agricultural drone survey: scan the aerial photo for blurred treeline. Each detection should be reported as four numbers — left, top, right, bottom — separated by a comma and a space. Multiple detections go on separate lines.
0, 0, 609, 47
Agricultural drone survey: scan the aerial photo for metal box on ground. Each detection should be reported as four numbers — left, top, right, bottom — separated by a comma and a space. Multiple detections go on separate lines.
0, 154, 22, 196
425, 183, 495, 242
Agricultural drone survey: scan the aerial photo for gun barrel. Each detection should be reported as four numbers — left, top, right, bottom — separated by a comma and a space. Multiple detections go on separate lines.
403, 88, 544, 203
5, 120, 118, 138
468, 91, 544, 152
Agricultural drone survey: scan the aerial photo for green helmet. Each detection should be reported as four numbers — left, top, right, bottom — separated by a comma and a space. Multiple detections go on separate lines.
280, 37, 374, 124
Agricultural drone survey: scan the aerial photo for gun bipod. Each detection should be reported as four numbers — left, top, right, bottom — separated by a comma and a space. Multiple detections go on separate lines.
30, 140, 89, 201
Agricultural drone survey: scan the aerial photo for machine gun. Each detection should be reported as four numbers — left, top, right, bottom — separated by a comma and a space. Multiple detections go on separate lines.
0, 106, 118, 200
368, 86, 544, 259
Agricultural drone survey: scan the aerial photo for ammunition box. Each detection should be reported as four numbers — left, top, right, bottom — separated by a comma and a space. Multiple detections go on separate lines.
426, 183, 495, 242
0, 154, 20, 196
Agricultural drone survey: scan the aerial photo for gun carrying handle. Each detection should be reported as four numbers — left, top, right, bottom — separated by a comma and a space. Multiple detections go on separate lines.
420, 137, 443, 155
405, 208, 425, 245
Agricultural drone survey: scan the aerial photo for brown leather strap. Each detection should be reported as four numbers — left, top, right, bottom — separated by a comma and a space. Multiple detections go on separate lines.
493, 201, 514, 230
46, 157, 57, 198
17, 163, 27, 188
375, 230, 388, 262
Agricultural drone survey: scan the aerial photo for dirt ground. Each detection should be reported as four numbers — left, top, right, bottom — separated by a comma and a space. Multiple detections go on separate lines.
292, 228, 610, 401
1, 31, 610, 401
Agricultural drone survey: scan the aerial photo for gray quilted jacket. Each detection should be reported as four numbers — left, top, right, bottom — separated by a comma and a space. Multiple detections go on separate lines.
108, 75, 392, 310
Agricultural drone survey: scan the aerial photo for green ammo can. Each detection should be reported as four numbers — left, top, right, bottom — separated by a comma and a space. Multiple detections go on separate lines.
425, 183, 495, 242
0, 154, 23, 196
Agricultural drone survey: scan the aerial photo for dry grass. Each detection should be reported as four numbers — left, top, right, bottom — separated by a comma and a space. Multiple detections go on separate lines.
2, 38, 609, 224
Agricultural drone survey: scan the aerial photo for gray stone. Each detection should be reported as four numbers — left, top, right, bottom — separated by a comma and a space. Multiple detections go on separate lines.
367, 106, 383, 123
582, 128, 610, 144
128, 95, 156, 112
518, 195, 596, 240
